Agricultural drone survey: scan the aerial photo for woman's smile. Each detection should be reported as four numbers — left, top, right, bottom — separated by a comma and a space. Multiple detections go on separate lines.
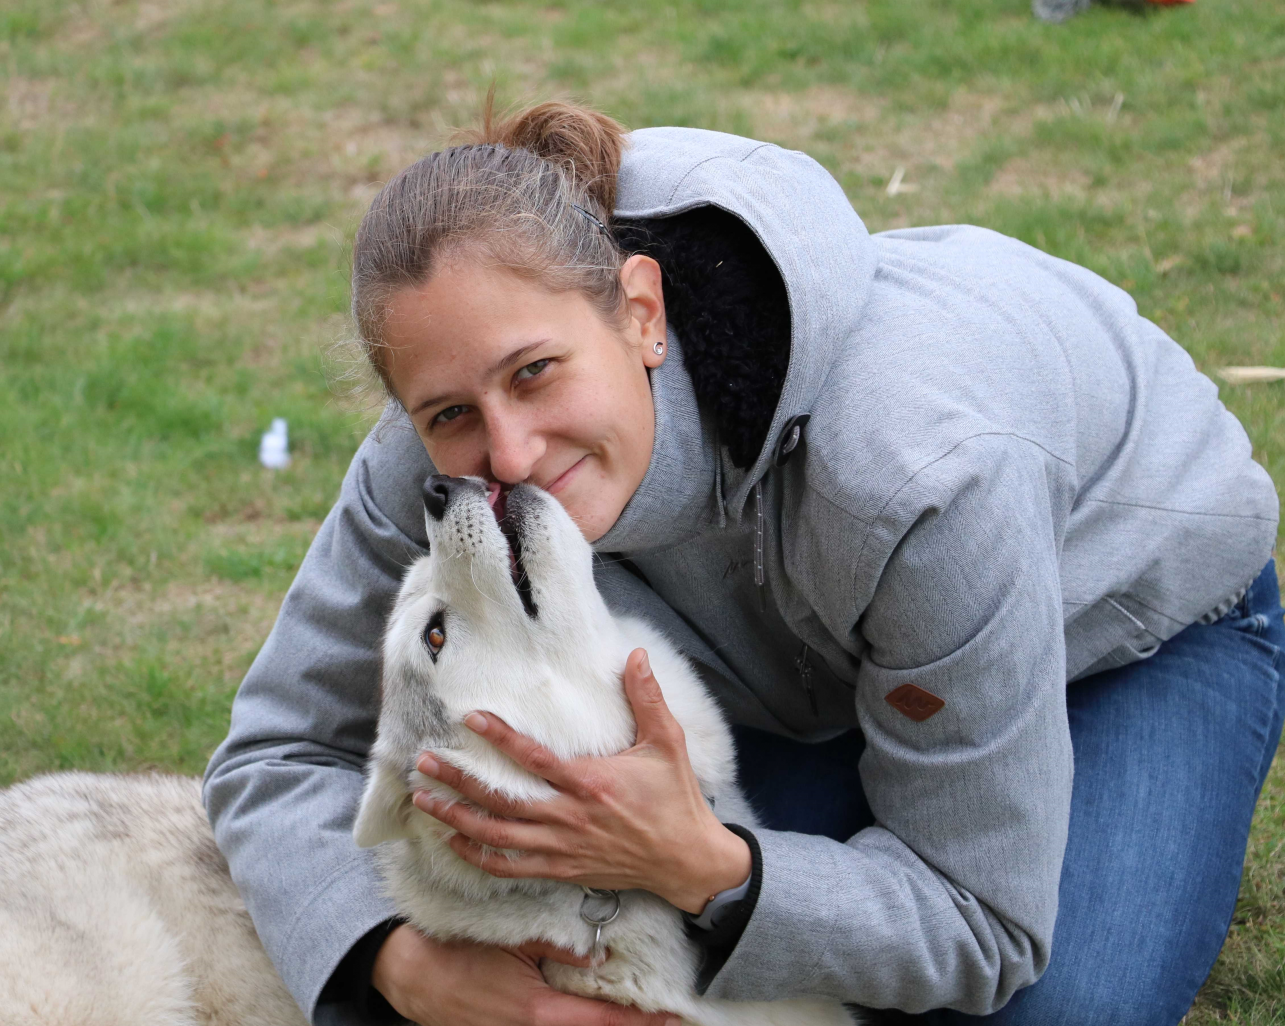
544, 454, 588, 496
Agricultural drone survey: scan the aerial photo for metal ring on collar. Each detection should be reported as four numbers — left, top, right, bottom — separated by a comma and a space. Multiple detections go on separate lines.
579, 887, 621, 927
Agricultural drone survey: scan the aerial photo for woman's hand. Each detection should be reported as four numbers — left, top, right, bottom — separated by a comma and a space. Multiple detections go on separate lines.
372, 924, 680, 1026
411, 648, 751, 913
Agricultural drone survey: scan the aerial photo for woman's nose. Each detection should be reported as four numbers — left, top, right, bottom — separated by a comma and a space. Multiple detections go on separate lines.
484, 409, 545, 485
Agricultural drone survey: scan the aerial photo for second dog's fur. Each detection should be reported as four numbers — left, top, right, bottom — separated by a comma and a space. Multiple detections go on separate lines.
0, 773, 306, 1026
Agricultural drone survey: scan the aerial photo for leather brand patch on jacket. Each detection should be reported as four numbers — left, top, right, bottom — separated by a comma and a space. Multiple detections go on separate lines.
885, 683, 946, 722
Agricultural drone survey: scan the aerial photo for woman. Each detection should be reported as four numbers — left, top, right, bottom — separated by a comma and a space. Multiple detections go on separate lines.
204, 102, 1282, 1026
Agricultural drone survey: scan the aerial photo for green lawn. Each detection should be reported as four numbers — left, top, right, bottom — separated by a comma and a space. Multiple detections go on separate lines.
1, 0, 1282, 1020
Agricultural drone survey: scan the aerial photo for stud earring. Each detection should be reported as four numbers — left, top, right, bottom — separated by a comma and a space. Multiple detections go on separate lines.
653, 340, 665, 355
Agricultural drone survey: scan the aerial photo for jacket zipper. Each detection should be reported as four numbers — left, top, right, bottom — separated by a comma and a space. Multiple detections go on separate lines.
753, 480, 766, 612
754, 479, 818, 717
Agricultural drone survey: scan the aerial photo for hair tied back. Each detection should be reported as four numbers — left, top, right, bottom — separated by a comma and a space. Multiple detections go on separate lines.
349, 97, 632, 397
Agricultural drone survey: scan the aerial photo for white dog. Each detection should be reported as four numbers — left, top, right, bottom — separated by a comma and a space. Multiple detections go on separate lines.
0, 476, 856, 1026
353, 476, 855, 1026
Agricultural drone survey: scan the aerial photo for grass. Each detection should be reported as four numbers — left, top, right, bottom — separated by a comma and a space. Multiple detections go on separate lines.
0, 0, 1281, 1019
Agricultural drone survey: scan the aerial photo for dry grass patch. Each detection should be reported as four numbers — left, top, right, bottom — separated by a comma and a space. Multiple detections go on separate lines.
2, 76, 80, 131
243, 221, 338, 255
989, 157, 1094, 200
755, 89, 1035, 197
751, 84, 882, 145
116, 579, 284, 676
1184, 136, 1276, 216
313, 105, 440, 186
29, 578, 284, 696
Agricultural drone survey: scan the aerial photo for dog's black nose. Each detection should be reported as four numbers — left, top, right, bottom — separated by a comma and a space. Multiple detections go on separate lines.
422, 474, 460, 522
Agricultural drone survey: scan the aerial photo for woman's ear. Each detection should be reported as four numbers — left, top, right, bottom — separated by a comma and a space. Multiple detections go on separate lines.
619, 254, 667, 369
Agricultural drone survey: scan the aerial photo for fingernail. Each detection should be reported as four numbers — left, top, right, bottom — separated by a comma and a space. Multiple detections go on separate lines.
417, 754, 439, 776
639, 650, 651, 676
412, 790, 433, 812
464, 711, 488, 732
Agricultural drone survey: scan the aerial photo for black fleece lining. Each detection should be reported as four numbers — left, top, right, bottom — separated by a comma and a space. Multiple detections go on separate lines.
614, 207, 791, 469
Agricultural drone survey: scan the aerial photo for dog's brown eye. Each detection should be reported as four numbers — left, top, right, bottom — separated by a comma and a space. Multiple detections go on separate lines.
423, 617, 446, 661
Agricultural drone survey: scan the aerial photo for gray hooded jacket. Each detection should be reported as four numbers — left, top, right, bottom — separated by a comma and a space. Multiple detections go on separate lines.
204, 128, 1277, 1020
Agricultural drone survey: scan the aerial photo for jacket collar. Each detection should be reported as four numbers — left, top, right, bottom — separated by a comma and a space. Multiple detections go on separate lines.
593, 326, 725, 554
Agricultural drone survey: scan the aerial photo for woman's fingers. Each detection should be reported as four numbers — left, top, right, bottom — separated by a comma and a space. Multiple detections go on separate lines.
622, 649, 684, 751
413, 792, 547, 851
415, 754, 531, 818
447, 833, 558, 879
462, 711, 577, 787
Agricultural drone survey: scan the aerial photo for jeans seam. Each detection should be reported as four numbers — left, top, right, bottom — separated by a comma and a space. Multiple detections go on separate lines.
1257, 643, 1285, 799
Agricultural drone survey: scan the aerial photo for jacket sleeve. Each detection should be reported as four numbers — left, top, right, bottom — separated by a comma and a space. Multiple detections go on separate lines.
200, 410, 752, 1024
202, 410, 432, 1025
702, 434, 1074, 1015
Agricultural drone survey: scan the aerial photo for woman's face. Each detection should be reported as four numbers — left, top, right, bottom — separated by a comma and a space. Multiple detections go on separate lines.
381, 254, 668, 542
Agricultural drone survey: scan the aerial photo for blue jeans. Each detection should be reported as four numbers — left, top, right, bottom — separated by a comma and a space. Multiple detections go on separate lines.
733, 561, 1285, 1026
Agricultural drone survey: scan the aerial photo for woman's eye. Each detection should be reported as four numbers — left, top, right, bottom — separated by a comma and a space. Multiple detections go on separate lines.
514, 359, 550, 383
433, 405, 468, 426
423, 622, 446, 660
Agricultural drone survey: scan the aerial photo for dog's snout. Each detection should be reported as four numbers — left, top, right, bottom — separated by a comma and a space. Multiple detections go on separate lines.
423, 475, 464, 522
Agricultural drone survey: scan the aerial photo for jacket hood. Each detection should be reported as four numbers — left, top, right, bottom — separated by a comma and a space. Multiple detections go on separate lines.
610, 127, 879, 523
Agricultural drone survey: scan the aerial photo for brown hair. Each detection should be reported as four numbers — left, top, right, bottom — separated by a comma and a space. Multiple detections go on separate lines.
350, 96, 631, 393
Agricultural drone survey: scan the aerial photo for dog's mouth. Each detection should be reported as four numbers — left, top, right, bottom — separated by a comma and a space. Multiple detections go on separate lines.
488, 483, 537, 618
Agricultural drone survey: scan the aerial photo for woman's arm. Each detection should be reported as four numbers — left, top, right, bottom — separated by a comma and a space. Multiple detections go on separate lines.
702, 434, 1074, 1014
202, 409, 433, 1021
203, 409, 743, 1024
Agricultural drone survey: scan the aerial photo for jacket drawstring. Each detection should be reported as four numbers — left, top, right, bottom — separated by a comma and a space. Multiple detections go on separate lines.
753, 480, 766, 612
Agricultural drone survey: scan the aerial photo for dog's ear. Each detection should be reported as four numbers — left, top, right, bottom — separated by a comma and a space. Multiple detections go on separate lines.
353, 758, 416, 848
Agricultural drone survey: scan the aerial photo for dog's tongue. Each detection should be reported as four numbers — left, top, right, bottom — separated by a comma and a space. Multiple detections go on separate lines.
487, 483, 519, 578
487, 481, 506, 520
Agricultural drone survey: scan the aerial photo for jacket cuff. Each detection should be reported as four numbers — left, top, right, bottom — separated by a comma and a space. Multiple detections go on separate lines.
699, 826, 841, 1002
690, 823, 762, 992
273, 853, 402, 1024
317, 917, 408, 1025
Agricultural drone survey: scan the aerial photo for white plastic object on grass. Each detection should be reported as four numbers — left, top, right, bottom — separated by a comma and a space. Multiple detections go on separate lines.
259, 418, 291, 469
1218, 367, 1285, 385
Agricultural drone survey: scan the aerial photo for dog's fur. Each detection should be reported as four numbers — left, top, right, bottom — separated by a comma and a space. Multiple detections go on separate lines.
0, 479, 854, 1026
0, 772, 306, 1026
354, 478, 854, 1026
